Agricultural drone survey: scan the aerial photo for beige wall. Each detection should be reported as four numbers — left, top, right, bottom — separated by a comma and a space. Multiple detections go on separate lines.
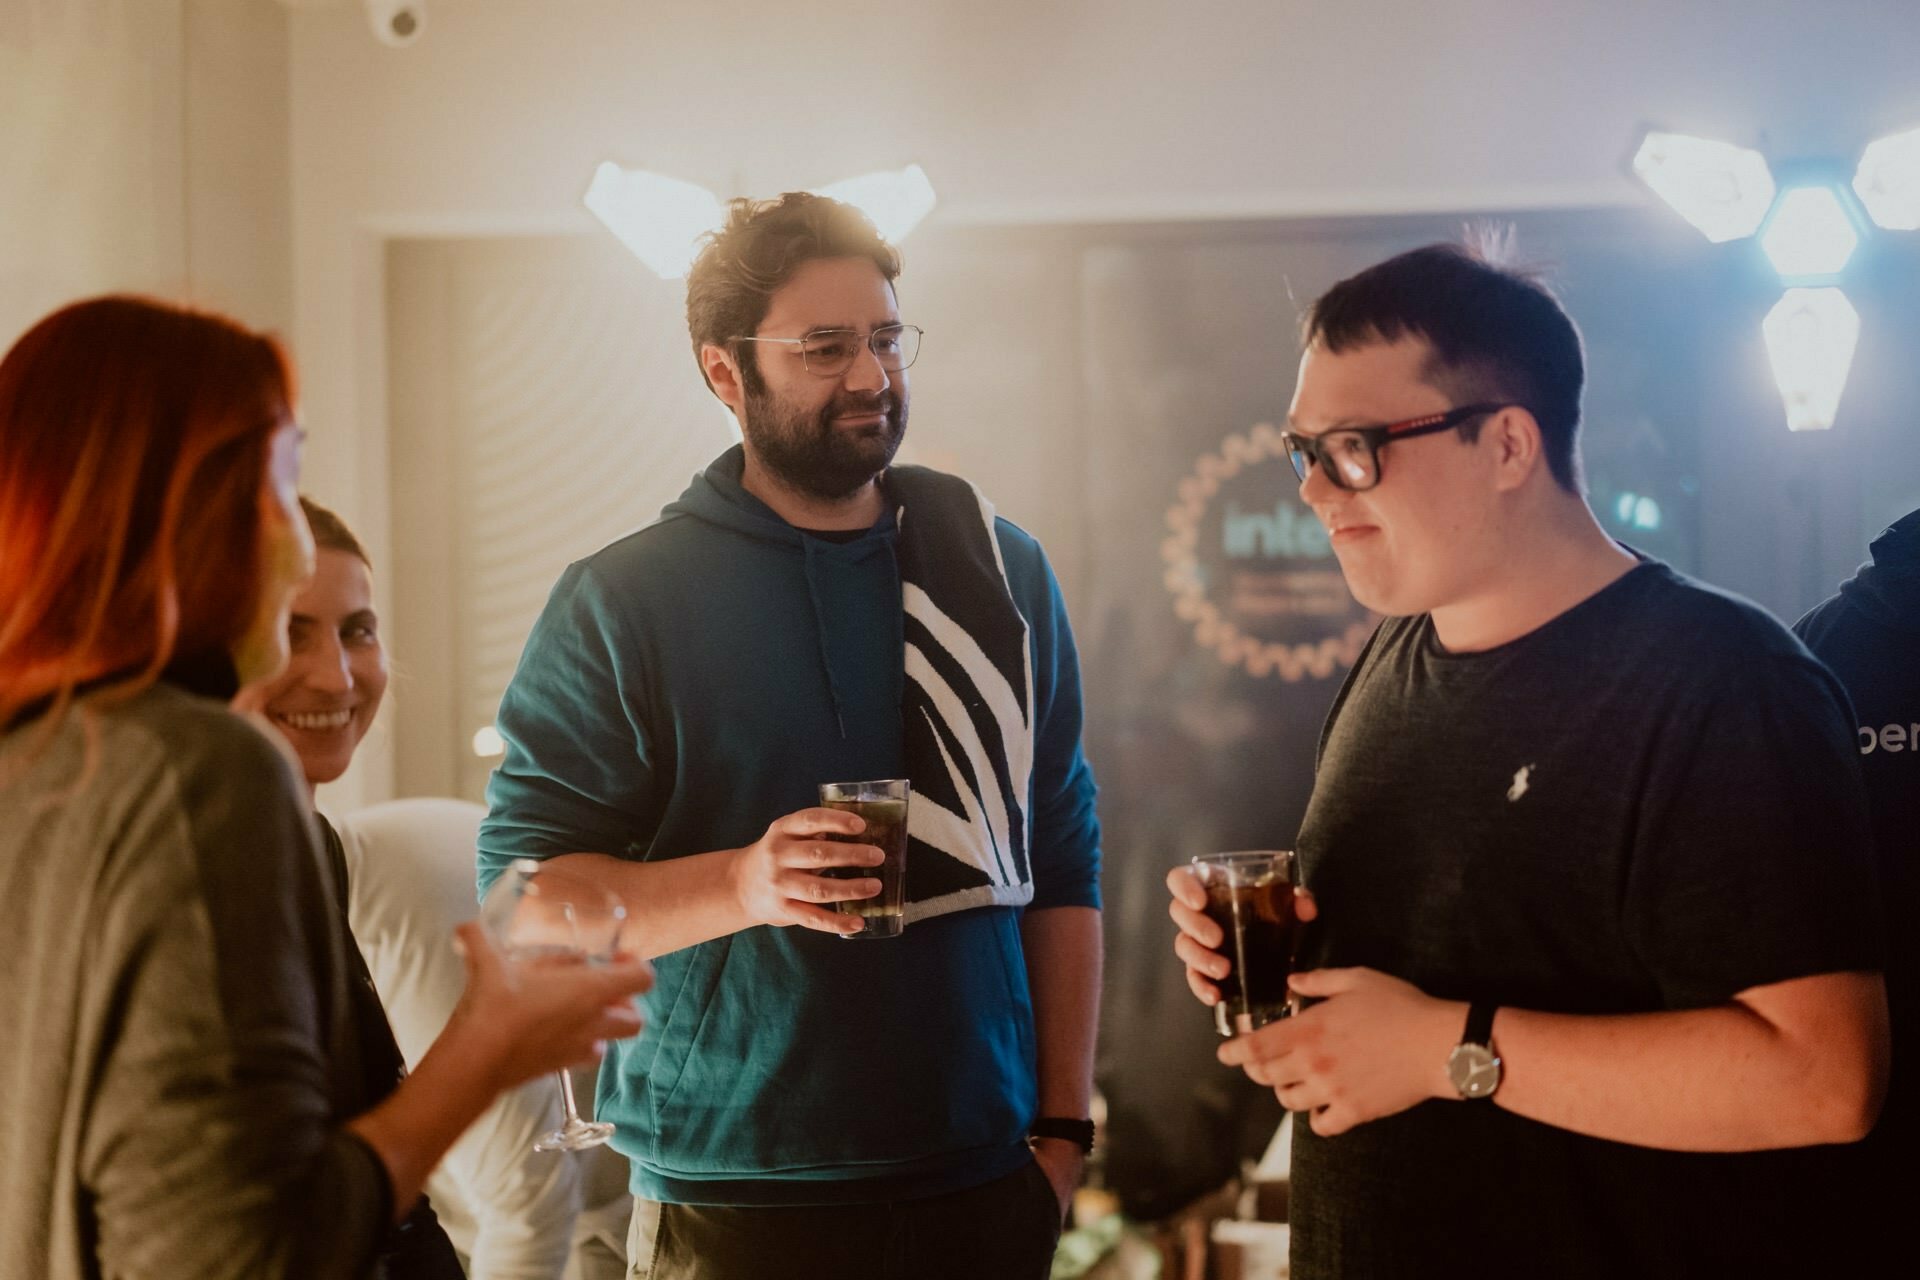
0, 0, 289, 344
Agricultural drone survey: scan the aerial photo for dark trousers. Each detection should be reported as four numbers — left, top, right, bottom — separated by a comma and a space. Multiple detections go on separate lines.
634, 1159, 1063, 1280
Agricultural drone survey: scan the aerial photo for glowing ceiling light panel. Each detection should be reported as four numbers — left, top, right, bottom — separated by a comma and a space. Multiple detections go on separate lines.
1759, 186, 1861, 279
585, 163, 937, 279
1762, 288, 1860, 432
1632, 131, 1777, 243
810, 165, 938, 243
583, 163, 728, 280
1853, 124, 1920, 231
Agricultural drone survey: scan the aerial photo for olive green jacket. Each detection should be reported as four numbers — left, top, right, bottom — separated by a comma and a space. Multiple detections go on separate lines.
0, 681, 391, 1279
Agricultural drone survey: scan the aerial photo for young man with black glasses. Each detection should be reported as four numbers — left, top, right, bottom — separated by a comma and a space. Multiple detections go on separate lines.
1169, 242, 1887, 1277
480, 193, 1101, 1280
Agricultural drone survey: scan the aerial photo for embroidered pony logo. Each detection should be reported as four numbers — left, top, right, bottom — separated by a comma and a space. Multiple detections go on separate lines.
1507, 764, 1536, 802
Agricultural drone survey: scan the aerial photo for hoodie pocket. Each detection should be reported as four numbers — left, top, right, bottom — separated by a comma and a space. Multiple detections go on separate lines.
644, 934, 735, 1167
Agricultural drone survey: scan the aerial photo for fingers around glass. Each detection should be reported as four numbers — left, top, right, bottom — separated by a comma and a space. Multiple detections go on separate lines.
788, 841, 884, 868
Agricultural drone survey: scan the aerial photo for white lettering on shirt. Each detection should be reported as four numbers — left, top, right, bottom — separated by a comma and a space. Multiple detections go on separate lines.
1857, 724, 1919, 754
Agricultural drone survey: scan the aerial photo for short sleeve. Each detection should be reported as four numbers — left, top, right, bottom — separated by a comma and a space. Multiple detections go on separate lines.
1624, 655, 1883, 1006
479, 561, 660, 898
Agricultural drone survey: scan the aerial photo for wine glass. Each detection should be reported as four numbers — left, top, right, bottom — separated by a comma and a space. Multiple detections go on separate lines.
479, 858, 628, 1152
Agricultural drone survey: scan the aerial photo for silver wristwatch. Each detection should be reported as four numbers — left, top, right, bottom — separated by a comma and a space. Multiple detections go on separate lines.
1445, 1002, 1502, 1100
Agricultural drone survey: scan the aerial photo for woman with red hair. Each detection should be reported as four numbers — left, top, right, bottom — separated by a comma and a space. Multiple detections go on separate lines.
0, 296, 652, 1279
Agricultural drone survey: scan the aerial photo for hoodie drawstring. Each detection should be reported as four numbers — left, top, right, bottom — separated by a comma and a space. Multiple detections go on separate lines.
800, 538, 850, 740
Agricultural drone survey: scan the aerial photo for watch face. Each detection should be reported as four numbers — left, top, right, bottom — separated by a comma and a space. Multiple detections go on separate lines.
1447, 1043, 1502, 1099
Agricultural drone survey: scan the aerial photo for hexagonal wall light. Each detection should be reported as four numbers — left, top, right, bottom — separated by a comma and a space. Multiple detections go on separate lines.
1634, 126, 1918, 430
1632, 132, 1776, 243
1758, 186, 1861, 280
1853, 124, 1920, 231
1763, 289, 1861, 432
584, 163, 938, 281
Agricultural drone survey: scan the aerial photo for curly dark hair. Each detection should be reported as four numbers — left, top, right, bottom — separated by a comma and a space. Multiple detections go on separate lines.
685, 192, 902, 395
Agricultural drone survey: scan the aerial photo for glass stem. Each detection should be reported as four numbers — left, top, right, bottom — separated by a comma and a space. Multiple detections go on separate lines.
557, 1069, 583, 1125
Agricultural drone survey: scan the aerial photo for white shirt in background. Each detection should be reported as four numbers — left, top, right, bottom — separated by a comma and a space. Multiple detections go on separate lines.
335, 797, 633, 1280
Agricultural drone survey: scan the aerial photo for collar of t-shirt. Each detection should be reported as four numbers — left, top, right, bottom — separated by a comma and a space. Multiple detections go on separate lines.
797, 526, 870, 545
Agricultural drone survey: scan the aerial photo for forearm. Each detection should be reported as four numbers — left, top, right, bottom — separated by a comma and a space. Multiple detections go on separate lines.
545, 849, 752, 959
345, 1024, 509, 1223
1020, 906, 1103, 1119
1490, 971, 1888, 1150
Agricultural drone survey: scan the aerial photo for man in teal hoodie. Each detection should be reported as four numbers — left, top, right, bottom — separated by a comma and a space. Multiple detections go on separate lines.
479, 193, 1102, 1280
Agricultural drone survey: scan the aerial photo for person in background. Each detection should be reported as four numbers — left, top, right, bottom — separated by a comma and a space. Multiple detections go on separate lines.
236, 495, 635, 1280
1794, 505, 1920, 1245
479, 193, 1103, 1280
0, 295, 651, 1280
341, 800, 636, 1280
1167, 243, 1887, 1278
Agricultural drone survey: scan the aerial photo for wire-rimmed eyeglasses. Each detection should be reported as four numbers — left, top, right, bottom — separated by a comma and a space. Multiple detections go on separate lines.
1279, 403, 1517, 492
734, 324, 924, 378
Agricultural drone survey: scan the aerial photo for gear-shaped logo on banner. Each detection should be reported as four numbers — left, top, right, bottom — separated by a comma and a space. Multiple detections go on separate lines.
1161, 423, 1374, 681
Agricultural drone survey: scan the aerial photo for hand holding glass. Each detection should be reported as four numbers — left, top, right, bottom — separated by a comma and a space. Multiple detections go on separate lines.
817, 779, 910, 939
1189, 851, 1301, 1037
480, 858, 628, 1151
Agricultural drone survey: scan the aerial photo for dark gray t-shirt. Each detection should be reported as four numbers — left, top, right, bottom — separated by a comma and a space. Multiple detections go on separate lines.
1289, 560, 1881, 1279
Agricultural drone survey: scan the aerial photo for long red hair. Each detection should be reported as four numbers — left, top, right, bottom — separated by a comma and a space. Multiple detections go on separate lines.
0, 296, 296, 730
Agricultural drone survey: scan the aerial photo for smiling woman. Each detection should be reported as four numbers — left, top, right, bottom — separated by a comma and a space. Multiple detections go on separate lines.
0, 295, 653, 1280
234, 496, 389, 794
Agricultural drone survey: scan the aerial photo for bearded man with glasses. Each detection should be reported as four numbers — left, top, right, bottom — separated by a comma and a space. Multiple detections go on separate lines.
1168, 241, 1887, 1277
479, 193, 1101, 1280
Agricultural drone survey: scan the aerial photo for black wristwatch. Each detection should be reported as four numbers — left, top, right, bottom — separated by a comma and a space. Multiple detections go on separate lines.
1445, 1002, 1502, 1101
1029, 1117, 1095, 1154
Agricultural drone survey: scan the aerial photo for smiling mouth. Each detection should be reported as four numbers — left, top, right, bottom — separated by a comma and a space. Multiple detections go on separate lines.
275, 709, 354, 733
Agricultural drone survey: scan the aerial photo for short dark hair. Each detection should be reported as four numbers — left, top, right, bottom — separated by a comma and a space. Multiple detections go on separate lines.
1303, 238, 1586, 493
685, 192, 902, 395
299, 495, 370, 568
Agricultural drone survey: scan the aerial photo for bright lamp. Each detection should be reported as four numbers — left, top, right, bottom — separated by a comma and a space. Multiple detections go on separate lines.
585, 163, 938, 280
583, 163, 727, 280
1853, 124, 1920, 231
1762, 288, 1860, 432
1758, 186, 1861, 280
1632, 131, 1776, 243
810, 165, 938, 243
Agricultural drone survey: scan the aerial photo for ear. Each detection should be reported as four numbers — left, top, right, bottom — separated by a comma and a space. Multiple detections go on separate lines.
1487, 406, 1544, 493
701, 342, 748, 417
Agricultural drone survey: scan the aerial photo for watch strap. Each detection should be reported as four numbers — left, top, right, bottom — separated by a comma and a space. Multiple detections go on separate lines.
1030, 1117, 1095, 1154
1463, 1001, 1497, 1048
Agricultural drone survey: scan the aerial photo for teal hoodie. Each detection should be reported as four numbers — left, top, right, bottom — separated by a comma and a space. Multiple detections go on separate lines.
478, 447, 1101, 1205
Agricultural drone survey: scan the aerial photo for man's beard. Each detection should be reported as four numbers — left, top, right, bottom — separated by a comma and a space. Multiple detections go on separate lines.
741, 383, 909, 503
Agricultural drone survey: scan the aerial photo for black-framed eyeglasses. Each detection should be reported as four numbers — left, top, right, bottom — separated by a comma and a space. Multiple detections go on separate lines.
1279, 403, 1515, 492
733, 324, 924, 378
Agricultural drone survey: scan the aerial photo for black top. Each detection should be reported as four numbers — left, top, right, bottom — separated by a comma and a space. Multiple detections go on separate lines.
1794, 506, 1920, 1231
314, 813, 465, 1279
1288, 560, 1882, 1279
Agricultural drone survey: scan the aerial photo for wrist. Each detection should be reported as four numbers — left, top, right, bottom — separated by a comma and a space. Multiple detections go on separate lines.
425, 1009, 518, 1098
1029, 1115, 1096, 1154
724, 843, 752, 916
1432, 998, 1469, 1101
